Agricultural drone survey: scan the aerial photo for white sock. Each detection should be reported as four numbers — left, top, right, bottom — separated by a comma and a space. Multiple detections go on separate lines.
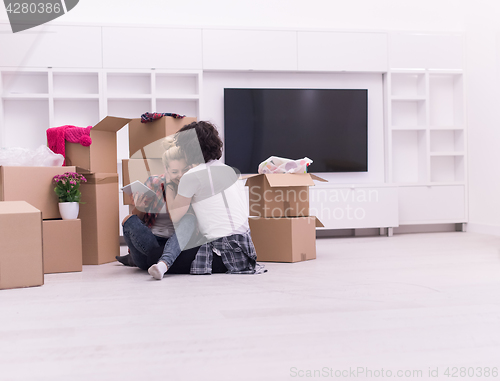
148, 261, 167, 280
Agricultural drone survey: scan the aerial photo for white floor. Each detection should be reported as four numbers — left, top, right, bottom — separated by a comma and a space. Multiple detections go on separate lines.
1, 232, 500, 381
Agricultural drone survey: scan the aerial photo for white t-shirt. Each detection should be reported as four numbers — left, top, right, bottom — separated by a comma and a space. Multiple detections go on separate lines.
177, 160, 249, 241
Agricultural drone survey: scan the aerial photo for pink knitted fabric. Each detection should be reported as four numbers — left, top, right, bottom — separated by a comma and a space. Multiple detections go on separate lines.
47, 125, 92, 165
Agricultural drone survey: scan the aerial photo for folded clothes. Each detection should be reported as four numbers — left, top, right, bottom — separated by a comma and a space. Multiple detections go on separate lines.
140, 112, 186, 123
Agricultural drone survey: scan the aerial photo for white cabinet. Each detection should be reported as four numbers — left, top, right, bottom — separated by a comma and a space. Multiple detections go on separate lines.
102, 27, 203, 70
398, 185, 466, 224
309, 185, 399, 230
202, 29, 297, 71
298, 32, 388, 72
0, 24, 102, 68
389, 33, 464, 70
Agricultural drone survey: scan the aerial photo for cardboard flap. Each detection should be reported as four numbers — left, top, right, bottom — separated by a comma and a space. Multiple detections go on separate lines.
309, 174, 328, 182
265, 173, 315, 187
314, 217, 325, 228
240, 174, 258, 181
93, 116, 132, 133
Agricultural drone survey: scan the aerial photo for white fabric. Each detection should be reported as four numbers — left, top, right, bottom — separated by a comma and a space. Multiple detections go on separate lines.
177, 160, 249, 241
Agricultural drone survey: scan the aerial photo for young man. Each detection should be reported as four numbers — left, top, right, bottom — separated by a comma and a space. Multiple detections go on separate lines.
148, 121, 266, 279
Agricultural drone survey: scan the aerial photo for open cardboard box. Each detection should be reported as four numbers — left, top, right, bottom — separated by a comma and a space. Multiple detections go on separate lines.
43, 219, 83, 274
0, 165, 77, 219
249, 216, 324, 262
129, 116, 196, 158
65, 116, 131, 174
0, 201, 43, 290
64, 115, 195, 173
243, 173, 327, 218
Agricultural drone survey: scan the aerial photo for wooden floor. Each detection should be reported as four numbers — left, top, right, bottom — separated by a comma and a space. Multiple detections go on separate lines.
1, 232, 500, 381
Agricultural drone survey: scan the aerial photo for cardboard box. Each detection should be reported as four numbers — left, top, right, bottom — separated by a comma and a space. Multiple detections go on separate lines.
129, 116, 196, 158
42, 219, 83, 274
65, 116, 131, 173
244, 173, 327, 218
79, 172, 120, 265
0, 166, 77, 219
121, 158, 165, 205
0, 201, 43, 289
249, 216, 324, 263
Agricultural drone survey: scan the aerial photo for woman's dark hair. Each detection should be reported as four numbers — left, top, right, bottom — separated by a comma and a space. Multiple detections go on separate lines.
176, 121, 223, 164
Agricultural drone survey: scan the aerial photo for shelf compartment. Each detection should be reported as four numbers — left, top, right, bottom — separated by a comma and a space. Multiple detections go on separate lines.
156, 99, 198, 118
156, 74, 199, 96
391, 72, 426, 98
2, 99, 49, 150
53, 99, 100, 128
1, 72, 48, 95
391, 99, 426, 129
53, 72, 99, 96
107, 73, 151, 96
430, 129, 464, 153
391, 130, 427, 183
430, 155, 465, 183
429, 73, 464, 127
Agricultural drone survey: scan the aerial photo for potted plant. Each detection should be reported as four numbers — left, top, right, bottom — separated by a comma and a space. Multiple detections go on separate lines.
52, 172, 87, 220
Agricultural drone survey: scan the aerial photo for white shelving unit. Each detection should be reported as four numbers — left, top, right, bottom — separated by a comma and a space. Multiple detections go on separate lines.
386, 69, 467, 226
0, 68, 202, 152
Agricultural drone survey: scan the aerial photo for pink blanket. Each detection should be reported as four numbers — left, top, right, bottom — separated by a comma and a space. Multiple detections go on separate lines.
47, 125, 92, 166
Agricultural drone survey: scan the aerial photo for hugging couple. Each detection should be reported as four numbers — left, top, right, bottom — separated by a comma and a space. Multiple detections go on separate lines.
118, 121, 266, 279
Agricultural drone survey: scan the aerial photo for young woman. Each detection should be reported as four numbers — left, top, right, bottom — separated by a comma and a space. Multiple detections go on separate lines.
147, 121, 266, 279
120, 137, 198, 273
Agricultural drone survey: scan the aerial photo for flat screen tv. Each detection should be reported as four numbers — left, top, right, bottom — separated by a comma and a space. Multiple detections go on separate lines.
223, 88, 368, 173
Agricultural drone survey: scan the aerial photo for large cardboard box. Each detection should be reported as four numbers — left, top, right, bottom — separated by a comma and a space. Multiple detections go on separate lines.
42, 219, 83, 274
129, 116, 196, 158
244, 173, 327, 218
0, 166, 77, 219
79, 172, 120, 265
0, 201, 43, 289
249, 216, 324, 263
121, 158, 165, 205
65, 116, 131, 173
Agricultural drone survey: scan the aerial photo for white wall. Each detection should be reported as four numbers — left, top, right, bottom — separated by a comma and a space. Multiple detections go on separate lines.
464, 1, 500, 234
0, 0, 466, 32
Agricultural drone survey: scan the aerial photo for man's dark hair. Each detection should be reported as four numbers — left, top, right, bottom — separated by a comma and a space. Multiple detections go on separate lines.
177, 121, 223, 164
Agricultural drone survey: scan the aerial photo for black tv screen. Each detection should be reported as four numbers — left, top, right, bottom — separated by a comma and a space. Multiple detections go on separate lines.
223, 88, 368, 173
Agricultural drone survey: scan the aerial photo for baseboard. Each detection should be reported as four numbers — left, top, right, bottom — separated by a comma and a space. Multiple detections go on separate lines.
316, 224, 460, 238
467, 223, 500, 237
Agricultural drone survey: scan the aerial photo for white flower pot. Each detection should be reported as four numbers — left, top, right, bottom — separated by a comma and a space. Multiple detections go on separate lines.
58, 202, 79, 220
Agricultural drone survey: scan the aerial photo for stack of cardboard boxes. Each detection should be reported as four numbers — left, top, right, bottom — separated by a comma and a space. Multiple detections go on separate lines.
121, 117, 196, 206
245, 173, 326, 263
0, 115, 196, 290
0, 166, 82, 290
